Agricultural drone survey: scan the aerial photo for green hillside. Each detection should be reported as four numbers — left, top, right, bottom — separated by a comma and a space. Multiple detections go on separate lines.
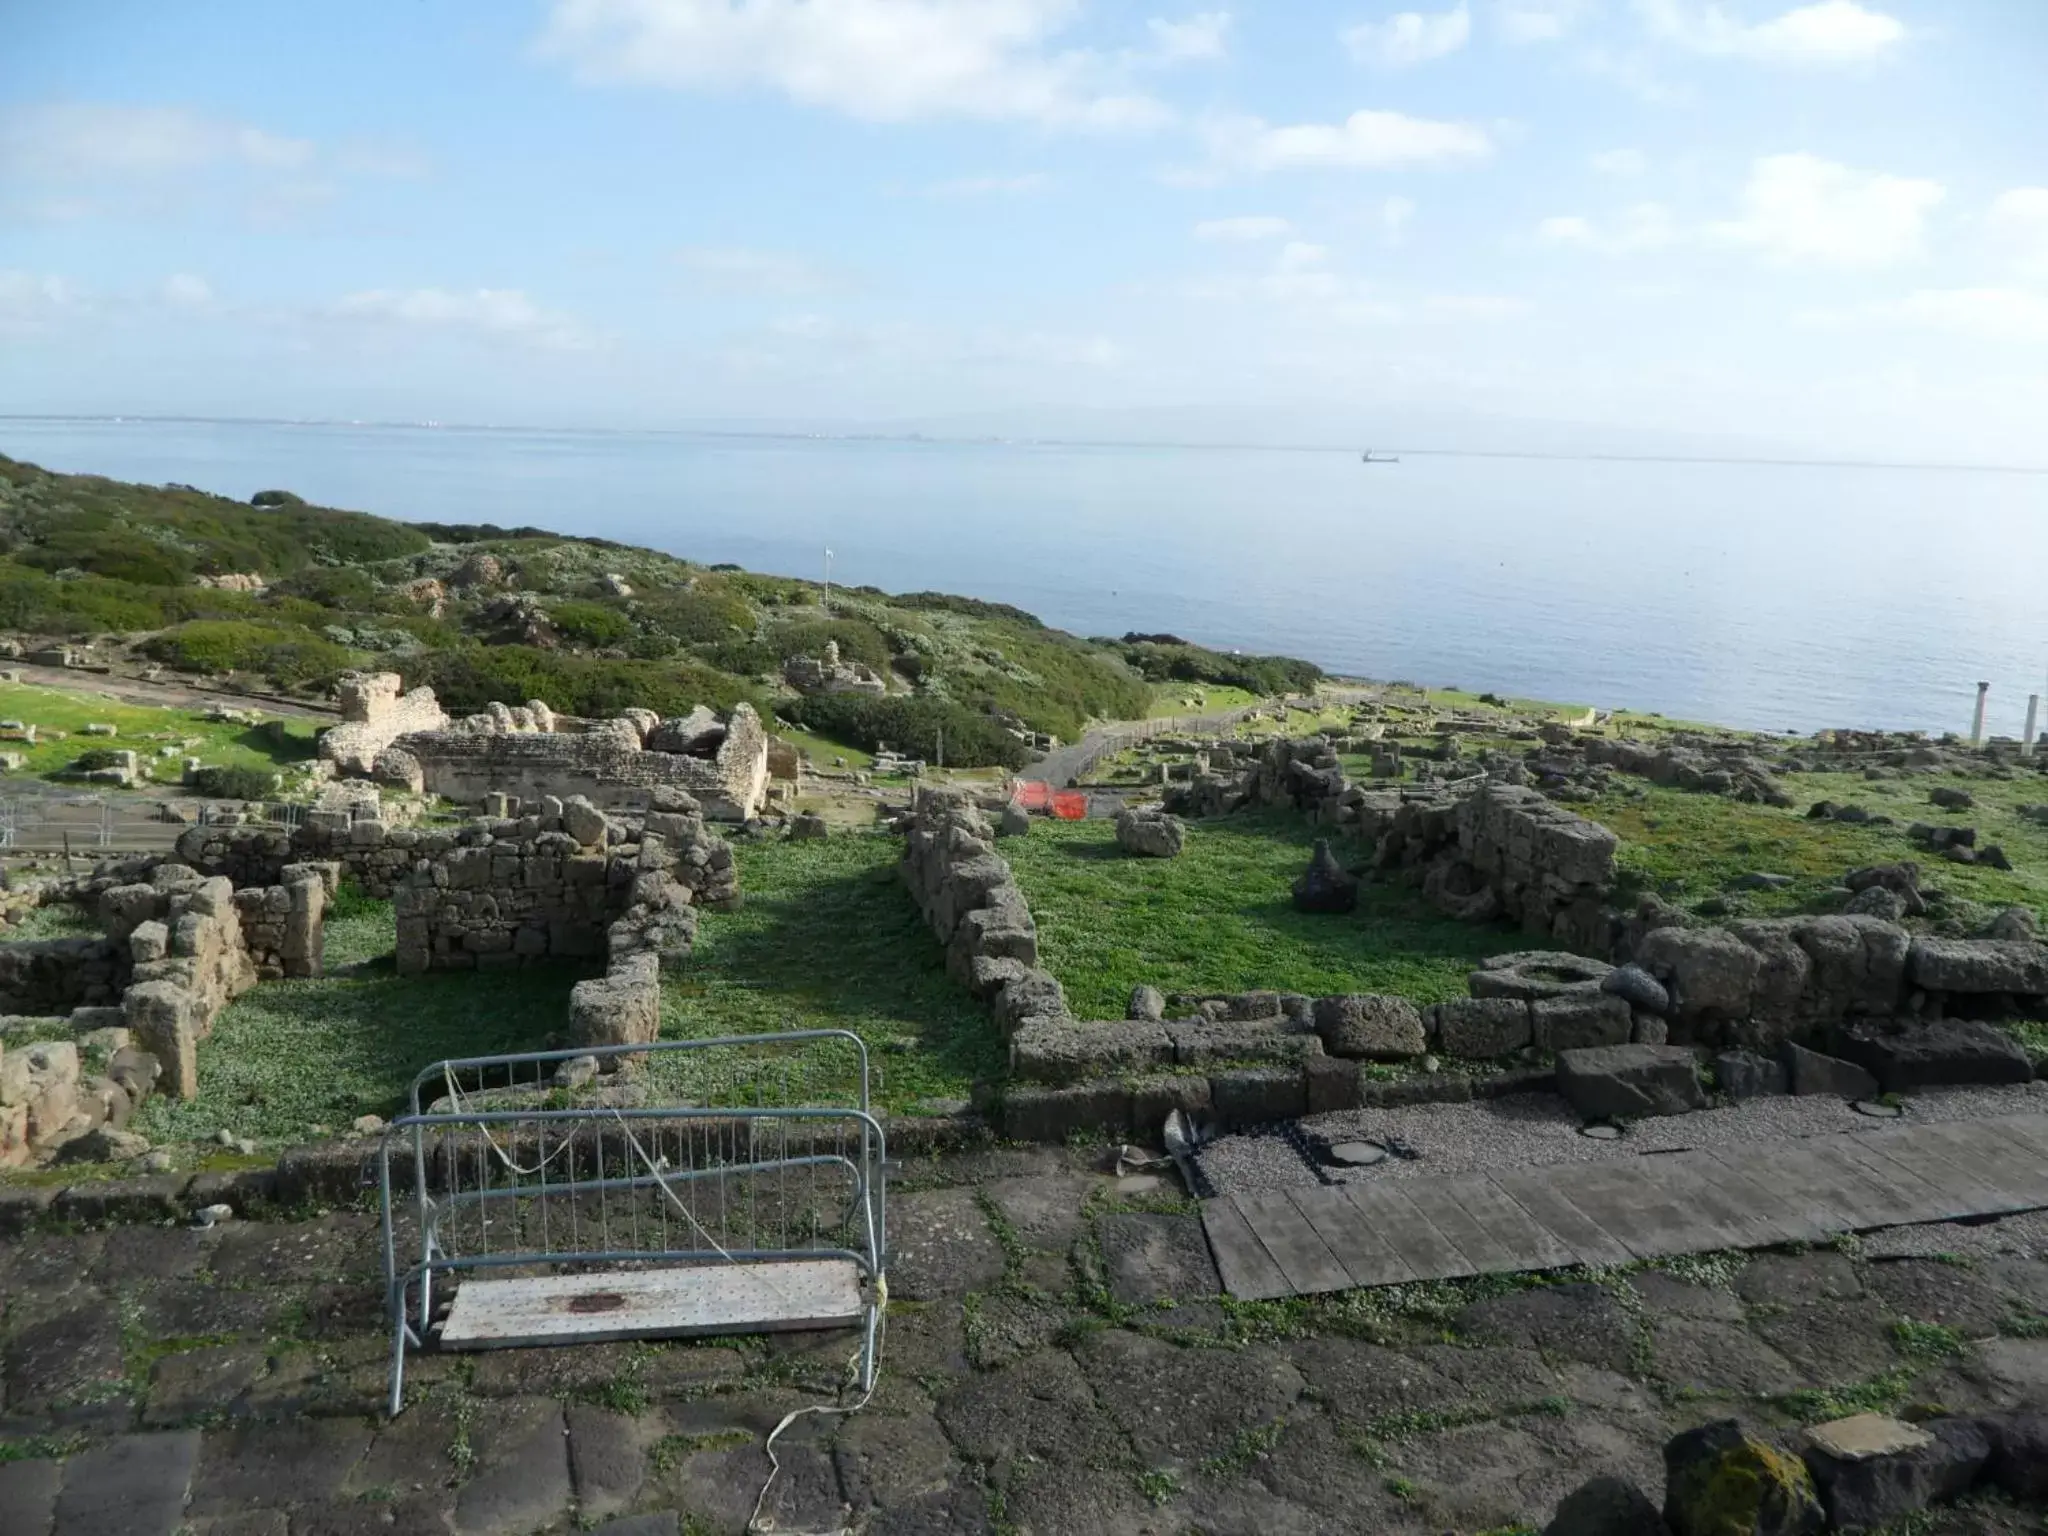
0, 453, 1320, 767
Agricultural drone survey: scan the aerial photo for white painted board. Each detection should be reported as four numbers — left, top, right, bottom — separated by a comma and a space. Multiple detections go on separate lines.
438, 1259, 864, 1349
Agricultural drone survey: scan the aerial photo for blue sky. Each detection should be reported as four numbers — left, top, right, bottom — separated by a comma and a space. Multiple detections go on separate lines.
2, 0, 2045, 461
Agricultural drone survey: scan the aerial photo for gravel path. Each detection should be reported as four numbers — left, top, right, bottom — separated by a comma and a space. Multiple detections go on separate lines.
1195, 1079, 2048, 1197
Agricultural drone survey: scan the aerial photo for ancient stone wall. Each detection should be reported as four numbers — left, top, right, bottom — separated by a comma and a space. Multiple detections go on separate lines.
387, 703, 771, 820
103, 872, 259, 1099
231, 864, 329, 980
174, 818, 417, 899
0, 937, 127, 1015
320, 671, 450, 776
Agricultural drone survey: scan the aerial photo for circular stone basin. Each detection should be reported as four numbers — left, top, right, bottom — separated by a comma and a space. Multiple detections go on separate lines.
1578, 1123, 1624, 1140
1327, 1141, 1388, 1167
1851, 1100, 1904, 1119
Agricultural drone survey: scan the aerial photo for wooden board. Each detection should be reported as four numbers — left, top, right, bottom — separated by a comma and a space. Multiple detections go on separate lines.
1202, 1113, 2048, 1300
438, 1260, 863, 1349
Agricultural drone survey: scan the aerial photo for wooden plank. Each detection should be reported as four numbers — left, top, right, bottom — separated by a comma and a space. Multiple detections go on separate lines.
1285, 1188, 1416, 1288
1683, 1150, 1837, 1244
1828, 1136, 1978, 1224
1911, 1121, 2048, 1207
439, 1259, 862, 1349
1341, 1183, 1477, 1279
1641, 1154, 1814, 1251
1394, 1179, 1525, 1273
1234, 1192, 1353, 1296
1439, 1174, 1580, 1273
1549, 1159, 1743, 1260
1848, 1130, 2015, 1215
1201, 1197, 1293, 1301
1487, 1169, 1637, 1269
1741, 1144, 1901, 1232
1986, 1114, 2048, 1167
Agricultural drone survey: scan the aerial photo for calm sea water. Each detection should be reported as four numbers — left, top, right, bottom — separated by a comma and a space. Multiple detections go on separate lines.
3, 417, 2044, 738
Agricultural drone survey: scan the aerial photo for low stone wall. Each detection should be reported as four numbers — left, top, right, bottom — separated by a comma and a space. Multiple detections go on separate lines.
97, 871, 259, 1099
0, 936, 127, 1015
176, 818, 435, 900
319, 671, 450, 776
231, 864, 329, 980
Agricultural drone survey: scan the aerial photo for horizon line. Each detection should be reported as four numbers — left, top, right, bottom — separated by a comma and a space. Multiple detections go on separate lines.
3, 411, 2045, 478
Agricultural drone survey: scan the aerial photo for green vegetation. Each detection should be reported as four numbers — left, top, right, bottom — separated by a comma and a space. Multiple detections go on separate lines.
1114, 633, 1324, 697
187, 763, 282, 801
133, 901, 578, 1143
0, 681, 321, 787
1002, 809, 1534, 1016
141, 620, 354, 686
784, 693, 1032, 770
659, 832, 1003, 1109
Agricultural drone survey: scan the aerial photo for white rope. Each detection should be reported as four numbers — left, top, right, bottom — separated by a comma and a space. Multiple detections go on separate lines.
748, 1281, 886, 1536
439, 1065, 580, 1178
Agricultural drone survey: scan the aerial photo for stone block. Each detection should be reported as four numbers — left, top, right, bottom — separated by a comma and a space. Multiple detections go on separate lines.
1715, 1050, 1788, 1099
1531, 992, 1634, 1052
1784, 1043, 1880, 1101
1635, 926, 1761, 1024
998, 1080, 1132, 1142
1802, 1413, 1988, 1534
1907, 937, 2048, 995
1312, 994, 1426, 1059
1128, 1072, 1211, 1133
1167, 1017, 1324, 1067
1010, 1018, 1174, 1085
1662, 1419, 1821, 1536
1304, 1054, 1361, 1114
1829, 1018, 2034, 1092
1557, 1044, 1706, 1119
1435, 996, 1532, 1058
1209, 1066, 1307, 1128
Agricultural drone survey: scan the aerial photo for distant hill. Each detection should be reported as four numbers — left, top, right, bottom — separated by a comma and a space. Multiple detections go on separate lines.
0, 454, 1321, 768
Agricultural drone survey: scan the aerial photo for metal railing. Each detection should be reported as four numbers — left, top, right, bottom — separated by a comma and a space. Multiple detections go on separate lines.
378, 1029, 886, 1416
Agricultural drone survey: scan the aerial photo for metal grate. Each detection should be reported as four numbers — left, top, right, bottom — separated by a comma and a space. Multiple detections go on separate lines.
377, 1029, 886, 1416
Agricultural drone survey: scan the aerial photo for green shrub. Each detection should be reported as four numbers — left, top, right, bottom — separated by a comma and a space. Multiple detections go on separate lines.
277, 567, 379, 608
770, 617, 894, 672
635, 586, 756, 645
786, 694, 1030, 769
70, 748, 126, 772
250, 489, 305, 507
142, 621, 354, 685
894, 591, 1046, 627
189, 764, 279, 800
548, 600, 636, 648
1118, 638, 1323, 696
405, 645, 758, 720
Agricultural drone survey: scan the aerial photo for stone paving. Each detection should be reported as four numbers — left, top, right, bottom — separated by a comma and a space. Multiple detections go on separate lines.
4, 1145, 2048, 1534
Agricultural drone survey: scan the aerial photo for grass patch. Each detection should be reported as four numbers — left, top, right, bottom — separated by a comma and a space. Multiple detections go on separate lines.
659, 831, 1003, 1110
1890, 1319, 1969, 1364
1200, 1418, 1285, 1479
133, 902, 578, 1143
1002, 808, 1544, 1016
0, 680, 321, 787
1772, 1367, 1921, 1424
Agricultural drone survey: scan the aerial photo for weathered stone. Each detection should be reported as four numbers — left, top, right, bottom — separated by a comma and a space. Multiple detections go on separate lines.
1312, 994, 1426, 1059
1663, 1419, 1823, 1536
1127, 983, 1165, 1022
1602, 963, 1671, 1015
1291, 838, 1358, 914
1715, 1050, 1788, 1099
1009, 1018, 1173, 1085
1978, 1411, 2048, 1500
998, 802, 1031, 838
1907, 936, 2048, 995
1794, 916, 1912, 1022
1096, 1213, 1221, 1304
1802, 1413, 1988, 1533
1830, 1018, 2034, 1092
1545, 1475, 1673, 1536
1209, 1066, 1307, 1127
1783, 1043, 1880, 1100
1470, 951, 1613, 1001
997, 1079, 1131, 1142
1557, 1044, 1706, 1119
1531, 992, 1635, 1052
1114, 806, 1185, 858
1435, 996, 1532, 1058
1635, 926, 1761, 1024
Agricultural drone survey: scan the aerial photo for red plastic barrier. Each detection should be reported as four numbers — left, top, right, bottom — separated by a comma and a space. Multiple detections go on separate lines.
1013, 781, 1052, 811
1050, 790, 1088, 821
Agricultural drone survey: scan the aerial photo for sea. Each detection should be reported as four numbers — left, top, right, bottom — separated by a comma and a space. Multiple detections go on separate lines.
3, 416, 2044, 740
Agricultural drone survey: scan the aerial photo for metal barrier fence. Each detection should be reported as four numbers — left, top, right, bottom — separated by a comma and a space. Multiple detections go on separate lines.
378, 1030, 886, 1417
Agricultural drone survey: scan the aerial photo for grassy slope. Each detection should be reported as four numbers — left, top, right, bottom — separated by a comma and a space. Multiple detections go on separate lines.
1002, 809, 1534, 1017
0, 681, 320, 786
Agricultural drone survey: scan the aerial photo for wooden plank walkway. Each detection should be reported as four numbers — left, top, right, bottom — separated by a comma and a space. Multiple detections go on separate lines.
1201, 1112, 2048, 1300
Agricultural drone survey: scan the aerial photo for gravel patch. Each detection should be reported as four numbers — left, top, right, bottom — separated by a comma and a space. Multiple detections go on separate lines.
1859, 1209, 2048, 1261
1194, 1078, 2048, 1198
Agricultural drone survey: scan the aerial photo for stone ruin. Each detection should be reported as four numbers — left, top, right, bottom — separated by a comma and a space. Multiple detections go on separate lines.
317, 671, 771, 821
782, 640, 886, 698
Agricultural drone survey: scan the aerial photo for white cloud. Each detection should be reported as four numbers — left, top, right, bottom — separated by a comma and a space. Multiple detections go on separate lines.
1987, 188, 2048, 281
0, 270, 85, 333
160, 274, 213, 307
537, 0, 1169, 129
1591, 147, 1648, 176
1199, 109, 1492, 174
676, 246, 842, 296
1636, 0, 1907, 65
1194, 214, 1294, 241
1423, 293, 1530, 318
1147, 11, 1231, 60
738, 313, 1126, 370
1498, 0, 1592, 43
1710, 153, 1941, 267
0, 104, 313, 179
1537, 202, 1679, 254
915, 172, 1053, 197
1808, 288, 2048, 345
1343, 4, 1472, 67
1381, 195, 1417, 241
329, 288, 599, 351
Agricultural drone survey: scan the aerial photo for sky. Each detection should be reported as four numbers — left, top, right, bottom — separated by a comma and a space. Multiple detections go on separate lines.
2, 0, 2046, 463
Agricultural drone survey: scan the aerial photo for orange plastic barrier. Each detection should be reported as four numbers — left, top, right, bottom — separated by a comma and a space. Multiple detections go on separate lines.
1050, 791, 1088, 821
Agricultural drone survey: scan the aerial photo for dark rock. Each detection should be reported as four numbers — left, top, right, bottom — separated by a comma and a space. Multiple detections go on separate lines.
1530, 992, 1634, 1052
1978, 1411, 2048, 1500
1127, 984, 1165, 1022
1942, 843, 1978, 864
1557, 1044, 1706, 1119
1470, 950, 1612, 1001
1833, 805, 1873, 823
1603, 963, 1671, 1014
1978, 843, 2014, 871
1843, 885, 1908, 921
1210, 1066, 1307, 1127
1802, 1413, 1988, 1533
1433, 996, 1531, 1057
1546, 1476, 1672, 1536
1783, 1043, 1880, 1100
1304, 1054, 1360, 1114
1291, 838, 1358, 914
1312, 994, 1425, 1059
54, 1433, 202, 1535
1931, 786, 1976, 809
1807, 801, 1837, 820
1096, 1213, 1220, 1305
1663, 1419, 1823, 1536
1830, 1018, 2034, 1092
1985, 906, 2039, 942
1845, 862, 1927, 916
1734, 871, 1794, 890
1715, 1050, 1788, 1099
1908, 936, 2048, 994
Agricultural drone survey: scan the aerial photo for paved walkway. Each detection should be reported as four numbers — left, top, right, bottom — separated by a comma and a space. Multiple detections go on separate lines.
1205, 1112, 2048, 1301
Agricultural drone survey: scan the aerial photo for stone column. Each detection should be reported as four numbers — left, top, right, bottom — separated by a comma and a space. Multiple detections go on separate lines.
2025, 694, 2041, 759
1971, 681, 1990, 746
